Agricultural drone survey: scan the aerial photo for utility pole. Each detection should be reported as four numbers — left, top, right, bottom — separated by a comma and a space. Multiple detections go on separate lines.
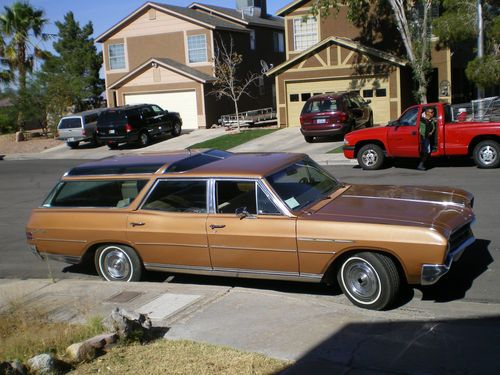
477, 0, 485, 99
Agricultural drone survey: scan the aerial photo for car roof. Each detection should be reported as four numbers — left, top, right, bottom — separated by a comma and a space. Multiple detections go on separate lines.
60, 108, 107, 119
64, 150, 306, 179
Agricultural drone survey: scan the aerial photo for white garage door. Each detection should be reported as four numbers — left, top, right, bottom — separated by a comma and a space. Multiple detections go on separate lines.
286, 78, 391, 127
124, 91, 198, 130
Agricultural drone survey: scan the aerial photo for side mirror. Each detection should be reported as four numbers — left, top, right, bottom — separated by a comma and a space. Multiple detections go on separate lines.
388, 120, 399, 127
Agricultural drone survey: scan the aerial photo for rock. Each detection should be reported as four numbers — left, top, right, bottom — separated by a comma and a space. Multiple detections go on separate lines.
102, 307, 152, 341
84, 333, 118, 349
26, 354, 56, 375
15, 132, 25, 142
0, 360, 27, 375
66, 342, 96, 363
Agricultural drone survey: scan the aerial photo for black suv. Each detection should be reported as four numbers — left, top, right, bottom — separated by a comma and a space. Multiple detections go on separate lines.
96, 104, 182, 149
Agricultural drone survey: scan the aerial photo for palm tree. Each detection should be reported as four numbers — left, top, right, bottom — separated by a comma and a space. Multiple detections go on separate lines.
0, 1, 48, 91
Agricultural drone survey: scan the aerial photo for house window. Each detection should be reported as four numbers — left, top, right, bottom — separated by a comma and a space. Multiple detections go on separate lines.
250, 30, 256, 50
108, 44, 125, 70
376, 89, 387, 97
273, 32, 284, 52
293, 17, 318, 51
188, 34, 207, 63
362, 89, 374, 98
290, 94, 299, 102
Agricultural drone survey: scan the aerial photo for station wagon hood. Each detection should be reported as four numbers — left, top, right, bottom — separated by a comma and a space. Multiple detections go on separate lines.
308, 184, 474, 234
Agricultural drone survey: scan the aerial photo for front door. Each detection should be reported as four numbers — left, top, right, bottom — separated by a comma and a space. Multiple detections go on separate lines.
207, 180, 298, 275
127, 179, 211, 269
387, 107, 421, 157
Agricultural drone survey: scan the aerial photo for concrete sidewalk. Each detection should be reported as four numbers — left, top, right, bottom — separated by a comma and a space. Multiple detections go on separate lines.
1, 277, 498, 374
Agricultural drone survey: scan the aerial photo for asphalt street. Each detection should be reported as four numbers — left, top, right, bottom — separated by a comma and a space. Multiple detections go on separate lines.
0, 158, 498, 307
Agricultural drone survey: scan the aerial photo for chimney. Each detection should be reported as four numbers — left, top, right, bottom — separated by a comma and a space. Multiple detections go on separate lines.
236, 0, 267, 18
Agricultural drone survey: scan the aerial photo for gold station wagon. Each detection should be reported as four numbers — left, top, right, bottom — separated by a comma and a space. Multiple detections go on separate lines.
26, 150, 476, 310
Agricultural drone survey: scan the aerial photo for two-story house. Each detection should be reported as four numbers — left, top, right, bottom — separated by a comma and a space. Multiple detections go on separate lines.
96, 1, 284, 129
266, 0, 453, 128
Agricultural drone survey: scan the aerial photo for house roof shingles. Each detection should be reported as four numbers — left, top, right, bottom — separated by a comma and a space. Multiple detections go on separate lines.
188, 3, 284, 29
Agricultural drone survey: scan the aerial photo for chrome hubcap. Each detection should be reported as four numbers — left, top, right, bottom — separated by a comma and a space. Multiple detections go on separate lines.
103, 249, 130, 280
343, 259, 379, 302
362, 149, 378, 166
140, 133, 148, 145
479, 146, 497, 165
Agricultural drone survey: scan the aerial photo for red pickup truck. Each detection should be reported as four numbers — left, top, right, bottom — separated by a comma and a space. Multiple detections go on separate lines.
343, 102, 500, 169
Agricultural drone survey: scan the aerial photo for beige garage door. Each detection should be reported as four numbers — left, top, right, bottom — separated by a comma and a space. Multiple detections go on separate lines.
285, 78, 391, 127
124, 90, 198, 130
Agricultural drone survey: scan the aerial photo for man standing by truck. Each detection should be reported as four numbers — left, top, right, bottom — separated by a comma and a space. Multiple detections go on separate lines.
417, 108, 436, 170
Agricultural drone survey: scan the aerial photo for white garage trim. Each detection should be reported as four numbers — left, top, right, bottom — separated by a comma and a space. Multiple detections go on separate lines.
124, 90, 199, 130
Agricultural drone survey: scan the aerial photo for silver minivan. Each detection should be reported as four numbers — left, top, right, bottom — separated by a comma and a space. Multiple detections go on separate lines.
57, 108, 106, 149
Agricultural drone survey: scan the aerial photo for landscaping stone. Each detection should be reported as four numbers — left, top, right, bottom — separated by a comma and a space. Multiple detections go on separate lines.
0, 360, 27, 375
66, 342, 96, 363
102, 307, 152, 340
15, 131, 25, 142
26, 354, 58, 374
84, 333, 118, 349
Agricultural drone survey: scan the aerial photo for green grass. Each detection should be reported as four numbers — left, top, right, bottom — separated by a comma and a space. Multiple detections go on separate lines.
190, 129, 277, 151
328, 145, 345, 154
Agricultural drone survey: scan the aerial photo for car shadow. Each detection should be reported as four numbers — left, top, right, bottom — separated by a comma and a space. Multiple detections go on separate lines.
278, 315, 500, 374
392, 156, 476, 170
418, 239, 493, 302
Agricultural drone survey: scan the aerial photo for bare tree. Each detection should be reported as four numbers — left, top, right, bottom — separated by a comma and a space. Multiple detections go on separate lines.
210, 37, 260, 132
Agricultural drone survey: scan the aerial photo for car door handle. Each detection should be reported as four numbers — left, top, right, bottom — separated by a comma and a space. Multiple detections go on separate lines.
412, 131, 417, 135
130, 222, 145, 227
209, 224, 226, 230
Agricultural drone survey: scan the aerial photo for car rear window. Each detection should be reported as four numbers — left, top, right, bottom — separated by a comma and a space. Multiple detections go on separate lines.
302, 99, 338, 114
98, 110, 126, 123
58, 118, 82, 129
43, 179, 148, 208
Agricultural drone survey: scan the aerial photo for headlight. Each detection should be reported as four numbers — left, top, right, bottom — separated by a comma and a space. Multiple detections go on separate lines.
343, 138, 350, 146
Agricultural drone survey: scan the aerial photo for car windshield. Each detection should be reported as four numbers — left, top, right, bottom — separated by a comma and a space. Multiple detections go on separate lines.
266, 158, 341, 211
302, 99, 338, 114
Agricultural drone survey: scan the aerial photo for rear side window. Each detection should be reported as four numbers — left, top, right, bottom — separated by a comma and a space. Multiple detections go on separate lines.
302, 99, 338, 114
84, 114, 99, 124
58, 118, 82, 129
142, 180, 207, 213
44, 179, 148, 208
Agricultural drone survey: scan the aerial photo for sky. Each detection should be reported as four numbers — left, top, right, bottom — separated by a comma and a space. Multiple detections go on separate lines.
0, 0, 291, 54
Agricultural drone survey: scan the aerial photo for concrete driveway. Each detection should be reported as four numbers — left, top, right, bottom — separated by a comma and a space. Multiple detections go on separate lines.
229, 127, 342, 154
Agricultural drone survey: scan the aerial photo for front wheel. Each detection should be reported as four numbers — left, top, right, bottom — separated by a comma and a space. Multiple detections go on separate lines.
473, 140, 499, 168
357, 144, 385, 170
337, 252, 400, 310
95, 244, 143, 282
171, 122, 182, 137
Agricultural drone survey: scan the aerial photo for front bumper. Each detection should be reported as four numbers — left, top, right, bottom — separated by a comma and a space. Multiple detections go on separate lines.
421, 236, 476, 285
343, 145, 355, 159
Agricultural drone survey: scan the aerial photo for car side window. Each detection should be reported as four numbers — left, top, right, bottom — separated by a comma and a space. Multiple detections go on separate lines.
216, 181, 256, 214
141, 107, 154, 119
151, 105, 164, 114
399, 107, 419, 126
142, 180, 207, 213
257, 185, 281, 215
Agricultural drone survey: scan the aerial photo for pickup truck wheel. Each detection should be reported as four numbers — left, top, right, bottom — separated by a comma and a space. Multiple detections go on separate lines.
67, 141, 79, 149
338, 252, 400, 310
95, 244, 142, 282
304, 136, 314, 143
473, 140, 499, 168
358, 144, 385, 170
138, 131, 150, 147
171, 122, 182, 137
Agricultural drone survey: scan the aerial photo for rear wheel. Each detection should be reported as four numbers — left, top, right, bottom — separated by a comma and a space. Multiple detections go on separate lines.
108, 142, 119, 150
473, 140, 499, 168
171, 122, 182, 137
67, 141, 79, 149
138, 131, 150, 147
357, 144, 385, 170
337, 252, 400, 310
95, 244, 142, 282
304, 136, 314, 143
